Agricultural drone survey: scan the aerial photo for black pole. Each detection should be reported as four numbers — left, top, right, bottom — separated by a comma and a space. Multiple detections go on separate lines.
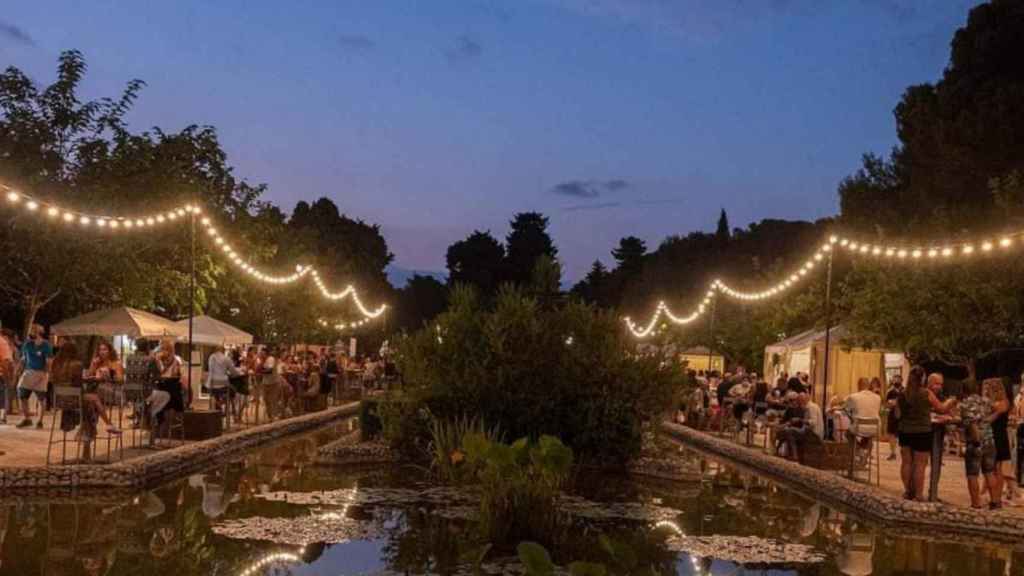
188, 207, 196, 395
822, 249, 834, 408
707, 298, 717, 374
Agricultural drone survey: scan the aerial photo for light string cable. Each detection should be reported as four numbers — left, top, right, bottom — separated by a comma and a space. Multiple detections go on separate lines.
625, 226, 1024, 338
317, 316, 375, 331
624, 238, 833, 338
1, 183, 388, 318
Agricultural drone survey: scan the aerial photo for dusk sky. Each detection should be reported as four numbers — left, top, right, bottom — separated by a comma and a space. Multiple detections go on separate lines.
1, 1, 978, 283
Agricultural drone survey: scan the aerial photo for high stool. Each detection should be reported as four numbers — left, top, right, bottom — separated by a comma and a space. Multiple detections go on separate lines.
847, 417, 880, 484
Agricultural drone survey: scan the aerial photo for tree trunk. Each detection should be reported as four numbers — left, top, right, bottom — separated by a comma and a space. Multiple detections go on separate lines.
22, 296, 39, 340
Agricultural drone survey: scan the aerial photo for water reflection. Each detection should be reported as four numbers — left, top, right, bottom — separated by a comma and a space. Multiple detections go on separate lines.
1, 427, 1022, 576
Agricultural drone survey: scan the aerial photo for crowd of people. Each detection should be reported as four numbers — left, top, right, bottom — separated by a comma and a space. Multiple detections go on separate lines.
682, 364, 1024, 510
0, 323, 394, 461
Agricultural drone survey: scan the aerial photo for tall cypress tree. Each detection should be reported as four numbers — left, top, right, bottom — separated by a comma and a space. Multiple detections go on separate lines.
715, 208, 731, 242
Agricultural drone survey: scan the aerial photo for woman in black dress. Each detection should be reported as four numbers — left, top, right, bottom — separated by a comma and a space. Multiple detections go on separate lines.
984, 378, 1011, 509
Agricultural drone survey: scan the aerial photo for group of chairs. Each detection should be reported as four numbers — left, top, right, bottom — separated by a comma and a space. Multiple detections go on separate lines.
712, 399, 882, 485
46, 380, 185, 465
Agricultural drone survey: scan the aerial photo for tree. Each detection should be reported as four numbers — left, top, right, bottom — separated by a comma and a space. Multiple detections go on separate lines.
571, 260, 611, 307
611, 236, 646, 275
394, 274, 448, 332
505, 212, 557, 285
716, 209, 731, 242
839, 260, 1024, 379
835, 0, 1024, 374
840, 0, 1024, 236
0, 52, 257, 335
528, 254, 562, 308
445, 230, 506, 297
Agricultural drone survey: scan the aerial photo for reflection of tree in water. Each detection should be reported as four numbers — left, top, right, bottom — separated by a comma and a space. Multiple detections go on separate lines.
380, 508, 469, 574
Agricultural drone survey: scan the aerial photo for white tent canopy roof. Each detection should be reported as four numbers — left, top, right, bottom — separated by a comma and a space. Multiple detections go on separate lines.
175, 315, 253, 347
52, 307, 186, 339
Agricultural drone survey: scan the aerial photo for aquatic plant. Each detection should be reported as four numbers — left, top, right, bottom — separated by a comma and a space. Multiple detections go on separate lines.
462, 434, 574, 542
427, 415, 502, 483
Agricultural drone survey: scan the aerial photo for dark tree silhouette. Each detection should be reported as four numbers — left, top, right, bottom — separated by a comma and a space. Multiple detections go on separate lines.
445, 230, 507, 296
504, 212, 557, 285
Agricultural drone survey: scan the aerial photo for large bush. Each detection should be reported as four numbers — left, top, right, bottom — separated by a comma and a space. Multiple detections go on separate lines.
393, 286, 684, 466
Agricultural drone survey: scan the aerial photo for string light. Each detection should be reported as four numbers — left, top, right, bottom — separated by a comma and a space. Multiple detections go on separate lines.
625, 229, 1024, 338
0, 183, 388, 316
317, 317, 375, 331
237, 552, 301, 576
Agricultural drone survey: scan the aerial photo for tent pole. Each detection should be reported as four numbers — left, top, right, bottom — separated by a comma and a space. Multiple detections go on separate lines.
707, 298, 717, 373
822, 249, 834, 409
189, 205, 196, 399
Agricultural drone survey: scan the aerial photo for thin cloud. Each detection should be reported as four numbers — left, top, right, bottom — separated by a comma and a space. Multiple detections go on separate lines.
337, 34, 375, 51
445, 34, 483, 63
551, 179, 630, 198
0, 20, 34, 46
563, 201, 622, 212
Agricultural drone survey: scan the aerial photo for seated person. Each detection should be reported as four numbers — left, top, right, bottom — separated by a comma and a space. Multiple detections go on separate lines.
775, 393, 822, 463
53, 342, 121, 461
844, 377, 881, 445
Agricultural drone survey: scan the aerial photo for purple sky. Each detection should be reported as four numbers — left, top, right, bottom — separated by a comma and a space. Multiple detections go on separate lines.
0, 1, 978, 282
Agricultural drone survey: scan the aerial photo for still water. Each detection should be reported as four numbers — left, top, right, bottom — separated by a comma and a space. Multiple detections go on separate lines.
1, 422, 1021, 576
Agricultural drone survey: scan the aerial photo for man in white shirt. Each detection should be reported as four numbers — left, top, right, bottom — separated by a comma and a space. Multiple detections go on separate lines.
845, 378, 881, 438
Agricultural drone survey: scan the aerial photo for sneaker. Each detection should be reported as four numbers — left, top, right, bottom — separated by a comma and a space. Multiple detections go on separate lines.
989, 502, 1003, 510
107, 427, 122, 435
35, 420, 43, 429
16, 419, 32, 428
886, 453, 897, 461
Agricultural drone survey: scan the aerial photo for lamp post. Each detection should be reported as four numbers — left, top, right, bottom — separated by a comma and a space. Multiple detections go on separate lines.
821, 248, 834, 408
188, 205, 196, 396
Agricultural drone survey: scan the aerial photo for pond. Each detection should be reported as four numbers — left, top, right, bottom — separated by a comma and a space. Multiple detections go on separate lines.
1, 422, 1021, 576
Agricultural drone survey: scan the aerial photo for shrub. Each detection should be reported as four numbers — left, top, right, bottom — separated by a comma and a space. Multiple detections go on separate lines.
394, 286, 685, 466
358, 398, 383, 441
378, 393, 433, 461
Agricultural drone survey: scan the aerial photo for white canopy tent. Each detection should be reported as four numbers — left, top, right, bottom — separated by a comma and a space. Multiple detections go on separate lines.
52, 307, 186, 339
174, 315, 253, 347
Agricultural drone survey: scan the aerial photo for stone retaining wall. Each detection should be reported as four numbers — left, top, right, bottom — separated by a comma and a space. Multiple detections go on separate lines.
661, 422, 1024, 540
0, 402, 359, 490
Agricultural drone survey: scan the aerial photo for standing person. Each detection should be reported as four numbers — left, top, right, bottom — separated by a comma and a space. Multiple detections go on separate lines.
1014, 379, 1024, 491
885, 374, 904, 460
15, 324, 52, 429
0, 328, 14, 424
960, 379, 998, 509
205, 345, 238, 413
896, 366, 955, 501
985, 377, 1012, 509
259, 348, 282, 421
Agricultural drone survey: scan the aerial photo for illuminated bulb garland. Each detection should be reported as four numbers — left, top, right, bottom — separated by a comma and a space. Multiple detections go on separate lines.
1, 183, 388, 318
626, 229, 1024, 338
317, 317, 375, 331
237, 552, 301, 576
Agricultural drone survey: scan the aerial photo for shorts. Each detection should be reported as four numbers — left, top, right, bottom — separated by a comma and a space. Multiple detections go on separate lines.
964, 442, 996, 477
899, 431, 933, 453
17, 369, 49, 397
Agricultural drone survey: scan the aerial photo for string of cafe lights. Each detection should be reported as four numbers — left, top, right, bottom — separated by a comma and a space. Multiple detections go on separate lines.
1, 184, 388, 319
317, 317, 375, 331
625, 229, 1024, 338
